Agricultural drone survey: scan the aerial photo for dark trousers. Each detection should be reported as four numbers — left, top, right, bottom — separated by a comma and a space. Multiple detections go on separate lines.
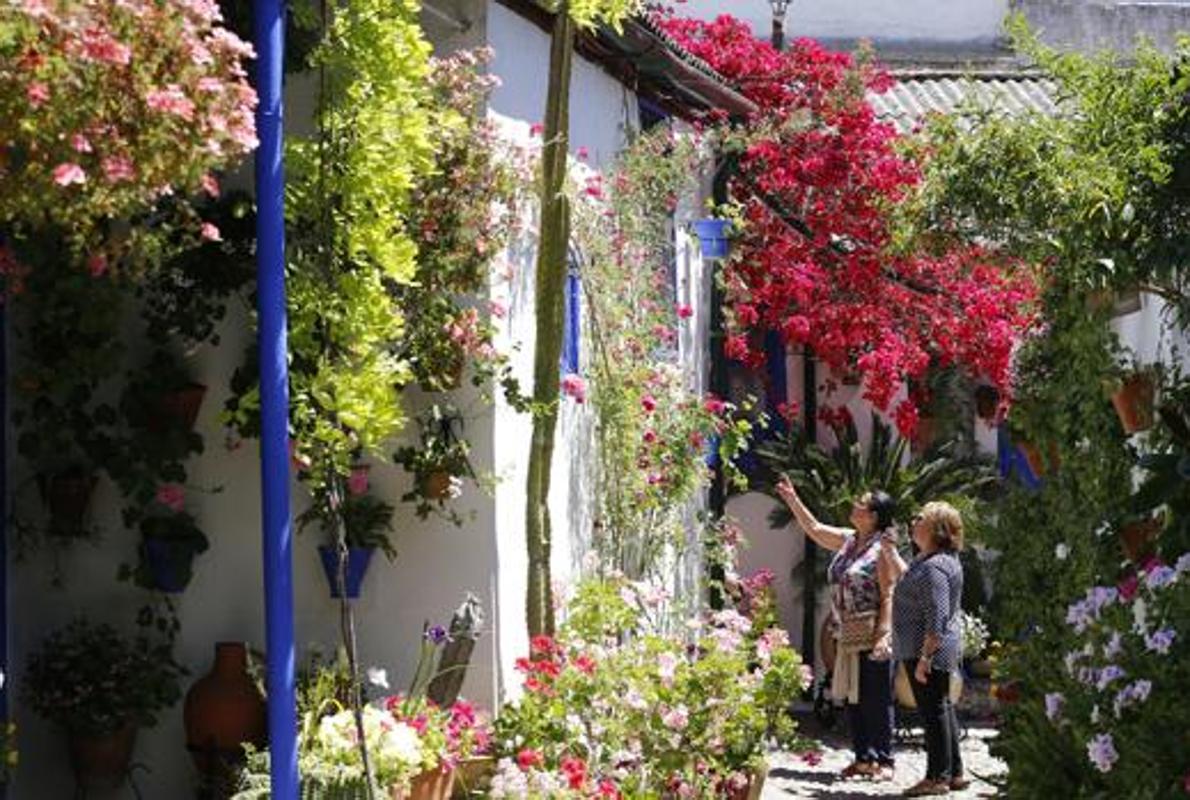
906, 662, 963, 781
847, 652, 895, 765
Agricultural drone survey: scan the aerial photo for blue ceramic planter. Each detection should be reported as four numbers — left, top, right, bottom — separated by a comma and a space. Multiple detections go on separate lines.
144, 537, 194, 593
692, 218, 731, 259
318, 545, 375, 599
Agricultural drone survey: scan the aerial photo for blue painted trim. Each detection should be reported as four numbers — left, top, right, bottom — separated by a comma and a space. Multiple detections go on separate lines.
253, 1, 299, 797
764, 329, 787, 436
560, 259, 580, 375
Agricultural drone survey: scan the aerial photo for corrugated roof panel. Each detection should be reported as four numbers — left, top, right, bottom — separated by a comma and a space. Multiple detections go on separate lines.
867, 73, 1058, 133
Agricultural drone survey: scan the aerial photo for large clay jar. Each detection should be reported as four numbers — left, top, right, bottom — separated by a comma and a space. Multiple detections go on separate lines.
68, 723, 137, 788
184, 642, 267, 774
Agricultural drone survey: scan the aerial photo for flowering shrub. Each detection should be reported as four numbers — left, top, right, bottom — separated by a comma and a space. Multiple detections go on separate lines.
0, 0, 258, 264
571, 128, 758, 576
493, 576, 812, 797
997, 553, 1190, 796
655, 14, 1037, 435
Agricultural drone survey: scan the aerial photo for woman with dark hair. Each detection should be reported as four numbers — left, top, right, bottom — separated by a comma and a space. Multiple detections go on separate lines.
776, 478, 900, 782
883, 501, 968, 796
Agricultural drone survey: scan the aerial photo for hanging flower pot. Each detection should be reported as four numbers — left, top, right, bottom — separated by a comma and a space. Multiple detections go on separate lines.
317, 545, 376, 599
974, 385, 1000, 421
141, 536, 200, 593
421, 470, 456, 501
1119, 515, 1163, 563
691, 218, 731, 259
152, 382, 208, 432
451, 756, 495, 798
68, 723, 137, 789
1110, 371, 1155, 434
1019, 441, 1047, 477
184, 643, 267, 775
37, 468, 97, 539
393, 766, 456, 800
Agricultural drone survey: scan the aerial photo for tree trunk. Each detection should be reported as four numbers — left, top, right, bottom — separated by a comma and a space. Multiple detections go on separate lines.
525, 5, 575, 638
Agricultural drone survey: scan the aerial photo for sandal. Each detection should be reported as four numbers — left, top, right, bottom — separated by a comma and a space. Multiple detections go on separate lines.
870, 764, 896, 783
903, 778, 951, 796
840, 761, 875, 779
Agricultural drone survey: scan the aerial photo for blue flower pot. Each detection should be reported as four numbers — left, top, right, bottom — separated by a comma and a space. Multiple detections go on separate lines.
318, 546, 375, 599
704, 434, 721, 468
692, 218, 731, 259
143, 537, 195, 594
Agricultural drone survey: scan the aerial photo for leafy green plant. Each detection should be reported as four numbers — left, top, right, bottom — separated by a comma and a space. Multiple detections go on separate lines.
298, 489, 397, 560
392, 404, 477, 524
23, 614, 185, 736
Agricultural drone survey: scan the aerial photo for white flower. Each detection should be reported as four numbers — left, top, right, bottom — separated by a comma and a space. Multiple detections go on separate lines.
1132, 598, 1149, 634
375, 720, 426, 769
1054, 543, 1069, 561
367, 667, 390, 690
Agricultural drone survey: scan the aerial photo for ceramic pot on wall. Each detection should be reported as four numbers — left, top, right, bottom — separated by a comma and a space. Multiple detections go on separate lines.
68, 723, 137, 789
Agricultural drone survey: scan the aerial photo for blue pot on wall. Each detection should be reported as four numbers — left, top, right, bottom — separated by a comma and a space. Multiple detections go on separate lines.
143, 537, 196, 593
317, 546, 375, 599
692, 218, 731, 259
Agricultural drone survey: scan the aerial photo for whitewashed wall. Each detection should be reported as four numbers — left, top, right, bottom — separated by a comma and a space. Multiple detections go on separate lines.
2, 5, 710, 797
662, 0, 1008, 46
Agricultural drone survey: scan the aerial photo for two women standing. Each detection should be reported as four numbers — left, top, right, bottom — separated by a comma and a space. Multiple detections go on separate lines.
776, 480, 968, 796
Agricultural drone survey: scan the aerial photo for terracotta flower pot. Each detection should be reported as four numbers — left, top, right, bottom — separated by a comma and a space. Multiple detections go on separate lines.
1018, 441, 1058, 477
728, 763, 768, 800
37, 468, 97, 538
421, 471, 455, 501
68, 723, 137, 788
393, 766, 455, 800
1119, 516, 1163, 563
451, 756, 495, 798
1111, 372, 1155, 434
912, 416, 938, 454
184, 643, 267, 774
151, 383, 208, 432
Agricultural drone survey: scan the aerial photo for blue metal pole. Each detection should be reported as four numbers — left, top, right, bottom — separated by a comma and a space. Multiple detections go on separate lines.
0, 304, 8, 800
252, 2, 299, 797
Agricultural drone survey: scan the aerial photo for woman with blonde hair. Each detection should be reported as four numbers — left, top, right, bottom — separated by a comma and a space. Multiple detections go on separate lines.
882, 501, 969, 797
777, 477, 899, 782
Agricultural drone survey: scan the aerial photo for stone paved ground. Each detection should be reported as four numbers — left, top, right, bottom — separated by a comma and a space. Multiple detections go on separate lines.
763, 707, 1006, 799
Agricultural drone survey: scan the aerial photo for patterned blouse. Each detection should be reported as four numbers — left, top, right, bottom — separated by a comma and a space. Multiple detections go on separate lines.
827, 530, 888, 620
892, 551, 964, 671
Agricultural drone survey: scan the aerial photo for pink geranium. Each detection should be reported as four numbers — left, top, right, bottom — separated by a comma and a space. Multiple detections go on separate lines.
561, 373, 587, 404
155, 483, 186, 512
52, 163, 86, 186
347, 466, 370, 496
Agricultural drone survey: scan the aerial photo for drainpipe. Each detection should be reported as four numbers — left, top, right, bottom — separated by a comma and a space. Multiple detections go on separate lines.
253, 2, 299, 798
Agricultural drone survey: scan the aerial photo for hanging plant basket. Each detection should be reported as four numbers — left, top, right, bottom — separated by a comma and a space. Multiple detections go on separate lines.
317, 545, 376, 599
421, 470, 456, 501
691, 218, 731, 259
1119, 515, 1163, 563
393, 766, 456, 800
68, 724, 137, 789
1018, 441, 1055, 477
37, 468, 97, 539
1110, 371, 1155, 434
150, 382, 208, 433
142, 536, 200, 593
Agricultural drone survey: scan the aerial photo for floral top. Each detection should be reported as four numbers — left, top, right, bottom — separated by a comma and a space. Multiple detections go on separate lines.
827, 531, 888, 620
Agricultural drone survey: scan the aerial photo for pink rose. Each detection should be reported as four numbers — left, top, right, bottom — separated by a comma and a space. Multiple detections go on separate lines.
200, 222, 222, 242
155, 483, 186, 513
52, 163, 86, 186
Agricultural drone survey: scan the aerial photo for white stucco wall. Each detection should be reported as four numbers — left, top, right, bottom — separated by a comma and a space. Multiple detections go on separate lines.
663, 0, 1009, 46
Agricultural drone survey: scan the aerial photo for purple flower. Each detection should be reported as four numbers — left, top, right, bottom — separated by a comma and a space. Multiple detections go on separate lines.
1087, 733, 1119, 773
1044, 692, 1065, 722
1145, 565, 1177, 590
1103, 631, 1122, 659
1175, 552, 1190, 574
425, 625, 450, 645
1096, 664, 1126, 691
1145, 627, 1176, 655
1112, 679, 1152, 718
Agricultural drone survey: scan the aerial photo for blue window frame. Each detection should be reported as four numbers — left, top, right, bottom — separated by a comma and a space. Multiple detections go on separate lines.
560, 246, 581, 375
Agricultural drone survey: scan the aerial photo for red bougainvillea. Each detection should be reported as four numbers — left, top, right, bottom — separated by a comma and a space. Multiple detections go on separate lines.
659, 14, 1037, 435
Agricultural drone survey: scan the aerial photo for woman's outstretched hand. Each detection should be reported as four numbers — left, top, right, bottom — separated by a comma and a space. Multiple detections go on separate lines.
775, 475, 798, 506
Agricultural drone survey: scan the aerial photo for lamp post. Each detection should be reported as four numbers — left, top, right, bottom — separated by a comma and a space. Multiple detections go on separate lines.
769, 0, 791, 51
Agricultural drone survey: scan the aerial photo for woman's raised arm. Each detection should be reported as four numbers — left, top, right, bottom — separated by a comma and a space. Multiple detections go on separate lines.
775, 476, 850, 552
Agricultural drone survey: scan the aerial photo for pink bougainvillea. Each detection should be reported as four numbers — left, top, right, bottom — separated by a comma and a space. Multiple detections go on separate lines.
657, 14, 1037, 434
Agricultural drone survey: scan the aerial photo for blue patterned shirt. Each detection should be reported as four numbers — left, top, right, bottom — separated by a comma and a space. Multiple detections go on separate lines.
892, 551, 963, 671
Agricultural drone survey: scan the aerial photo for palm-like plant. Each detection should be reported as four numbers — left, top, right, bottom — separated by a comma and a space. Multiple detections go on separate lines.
753, 412, 999, 544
